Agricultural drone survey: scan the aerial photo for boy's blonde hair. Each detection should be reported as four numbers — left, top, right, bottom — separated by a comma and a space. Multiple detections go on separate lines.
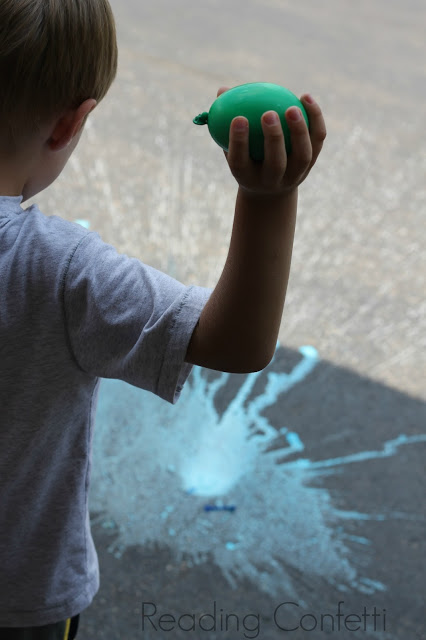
0, 0, 118, 156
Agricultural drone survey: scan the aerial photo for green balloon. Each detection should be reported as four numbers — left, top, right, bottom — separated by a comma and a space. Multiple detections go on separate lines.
193, 82, 309, 163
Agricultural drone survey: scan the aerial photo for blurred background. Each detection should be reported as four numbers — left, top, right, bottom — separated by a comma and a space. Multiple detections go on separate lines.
26, 0, 425, 638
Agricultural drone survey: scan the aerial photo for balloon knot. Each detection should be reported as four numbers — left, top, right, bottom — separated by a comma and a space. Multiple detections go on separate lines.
193, 111, 209, 125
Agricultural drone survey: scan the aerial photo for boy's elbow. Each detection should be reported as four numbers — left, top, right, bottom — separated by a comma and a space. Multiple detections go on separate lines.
186, 356, 270, 375
234, 348, 273, 373
248, 350, 274, 373
221, 351, 272, 374
185, 330, 273, 373
236, 360, 270, 374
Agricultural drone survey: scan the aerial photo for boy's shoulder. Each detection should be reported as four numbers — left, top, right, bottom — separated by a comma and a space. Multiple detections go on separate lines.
32, 203, 92, 236
22, 201, 98, 255
1, 198, 104, 280
1, 195, 93, 249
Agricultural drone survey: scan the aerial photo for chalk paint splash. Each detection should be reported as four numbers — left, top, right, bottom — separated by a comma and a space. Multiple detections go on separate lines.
89, 343, 426, 600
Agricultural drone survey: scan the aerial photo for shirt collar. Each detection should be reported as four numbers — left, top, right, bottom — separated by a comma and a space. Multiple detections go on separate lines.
0, 195, 25, 215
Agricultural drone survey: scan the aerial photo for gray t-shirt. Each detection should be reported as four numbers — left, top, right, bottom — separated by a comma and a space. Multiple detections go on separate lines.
0, 195, 213, 627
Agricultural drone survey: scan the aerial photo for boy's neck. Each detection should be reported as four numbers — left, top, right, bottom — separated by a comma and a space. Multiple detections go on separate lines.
0, 157, 26, 197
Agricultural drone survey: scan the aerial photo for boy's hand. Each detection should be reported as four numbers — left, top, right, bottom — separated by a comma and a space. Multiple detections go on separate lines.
217, 87, 327, 198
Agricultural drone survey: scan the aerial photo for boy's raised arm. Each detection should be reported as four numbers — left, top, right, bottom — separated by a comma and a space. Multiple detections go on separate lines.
185, 90, 326, 373
185, 187, 298, 373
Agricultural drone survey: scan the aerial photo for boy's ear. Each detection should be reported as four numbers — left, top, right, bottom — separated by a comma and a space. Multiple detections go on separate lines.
48, 99, 97, 151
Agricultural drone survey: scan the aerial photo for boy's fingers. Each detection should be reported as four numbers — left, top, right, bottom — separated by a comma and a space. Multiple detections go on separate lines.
226, 117, 251, 180
219, 89, 326, 185
217, 86, 230, 98
261, 111, 287, 181
300, 95, 327, 169
284, 107, 313, 184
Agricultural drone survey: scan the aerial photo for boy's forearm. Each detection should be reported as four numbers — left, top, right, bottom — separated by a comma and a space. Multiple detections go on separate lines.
186, 186, 298, 372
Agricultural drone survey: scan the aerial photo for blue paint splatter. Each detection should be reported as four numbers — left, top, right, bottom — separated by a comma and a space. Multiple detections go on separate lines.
90, 343, 423, 598
74, 219, 91, 229
284, 433, 426, 471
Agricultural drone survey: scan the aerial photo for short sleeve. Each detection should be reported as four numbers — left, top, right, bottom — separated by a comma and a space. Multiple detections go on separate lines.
63, 232, 213, 404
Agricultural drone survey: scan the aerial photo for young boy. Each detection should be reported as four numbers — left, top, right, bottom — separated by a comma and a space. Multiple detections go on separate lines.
0, 1, 326, 638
